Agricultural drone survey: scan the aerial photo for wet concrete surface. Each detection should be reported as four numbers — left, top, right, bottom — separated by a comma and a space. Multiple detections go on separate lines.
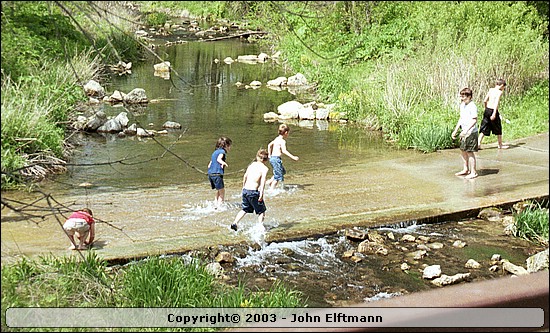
1, 133, 548, 264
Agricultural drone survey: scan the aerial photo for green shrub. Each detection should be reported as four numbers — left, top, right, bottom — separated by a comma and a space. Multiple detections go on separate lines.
399, 122, 456, 153
119, 256, 216, 307
514, 202, 549, 245
1, 252, 112, 308
1, 48, 99, 188
139, 1, 229, 20
145, 11, 170, 26
497, 80, 550, 142
1, 1, 90, 80
264, 1, 548, 151
118, 256, 307, 309
1, 253, 307, 320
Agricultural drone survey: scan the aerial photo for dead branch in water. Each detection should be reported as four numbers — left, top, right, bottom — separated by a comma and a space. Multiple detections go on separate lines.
200, 30, 268, 42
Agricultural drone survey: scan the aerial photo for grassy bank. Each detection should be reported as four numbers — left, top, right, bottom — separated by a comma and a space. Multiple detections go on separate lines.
1, 252, 306, 332
1, 1, 142, 189
258, 1, 549, 152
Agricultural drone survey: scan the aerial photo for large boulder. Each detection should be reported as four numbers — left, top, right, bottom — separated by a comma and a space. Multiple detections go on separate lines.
277, 101, 302, 119
124, 88, 148, 104
84, 111, 107, 131
97, 118, 122, 133
526, 249, 549, 273
84, 80, 105, 98
287, 73, 308, 86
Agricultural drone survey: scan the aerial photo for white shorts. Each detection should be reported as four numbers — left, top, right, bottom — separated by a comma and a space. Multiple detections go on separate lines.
63, 218, 90, 235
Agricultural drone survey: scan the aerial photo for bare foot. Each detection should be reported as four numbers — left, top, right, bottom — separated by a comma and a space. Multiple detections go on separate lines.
465, 173, 478, 179
498, 145, 509, 149
68, 245, 77, 250
77, 245, 88, 250
455, 170, 469, 176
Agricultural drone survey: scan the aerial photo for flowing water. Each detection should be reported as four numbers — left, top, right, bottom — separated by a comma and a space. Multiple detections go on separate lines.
49, 36, 402, 194
5, 21, 546, 307
166, 217, 545, 307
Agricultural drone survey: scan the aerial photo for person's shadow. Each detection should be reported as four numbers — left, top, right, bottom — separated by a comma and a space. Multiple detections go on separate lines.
481, 143, 522, 150
89, 240, 107, 250
478, 168, 499, 176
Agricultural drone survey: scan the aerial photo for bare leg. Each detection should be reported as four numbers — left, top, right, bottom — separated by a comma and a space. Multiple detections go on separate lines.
76, 231, 89, 250
477, 133, 485, 149
464, 152, 478, 179
231, 210, 247, 231
497, 135, 509, 149
68, 235, 77, 250
455, 151, 469, 176
270, 180, 279, 190
257, 212, 265, 224
216, 188, 225, 206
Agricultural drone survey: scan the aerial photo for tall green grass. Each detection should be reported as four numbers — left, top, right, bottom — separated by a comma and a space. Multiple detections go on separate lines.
496, 80, 550, 143
1, 50, 100, 188
1, 253, 307, 331
1, 1, 142, 188
513, 202, 549, 246
258, 1, 549, 151
118, 256, 305, 308
119, 256, 217, 307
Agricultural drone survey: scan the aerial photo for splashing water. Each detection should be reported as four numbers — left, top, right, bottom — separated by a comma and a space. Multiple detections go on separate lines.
178, 200, 233, 221
264, 182, 300, 198
246, 222, 267, 246
364, 292, 403, 302
235, 236, 346, 276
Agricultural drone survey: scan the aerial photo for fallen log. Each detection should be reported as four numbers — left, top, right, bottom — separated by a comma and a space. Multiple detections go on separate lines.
200, 30, 268, 42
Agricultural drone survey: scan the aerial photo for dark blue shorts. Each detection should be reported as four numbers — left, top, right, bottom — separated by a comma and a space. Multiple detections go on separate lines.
269, 156, 286, 181
479, 108, 503, 136
208, 174, 224, 190
241, 189, 266, 214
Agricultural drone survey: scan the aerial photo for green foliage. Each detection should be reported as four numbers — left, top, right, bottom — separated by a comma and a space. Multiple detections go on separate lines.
96, 31, 144, 64
1, 1, 90, 79
513, 202, 549, 245
1, 49, 98, 188
234, 280, 306, 307
497, 80, 549, 142
259, 1, 549, 152
2, 253, 307, 331
119, 256, 216, 307
398, 121, 456, 153
0, 78, 65, 157
1, 2, 141, 188
118, 256, 307, 308
1, 252, 112, 308
145, 11, 170, 26
138, 1, 230, 21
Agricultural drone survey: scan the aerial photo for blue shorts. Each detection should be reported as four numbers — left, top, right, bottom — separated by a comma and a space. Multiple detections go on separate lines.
241, 189, 266, 214
269, 156, 286, 181
208, 174, 224, 190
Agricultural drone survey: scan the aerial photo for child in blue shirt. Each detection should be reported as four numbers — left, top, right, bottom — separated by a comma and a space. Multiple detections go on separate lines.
207, 136, 232, 206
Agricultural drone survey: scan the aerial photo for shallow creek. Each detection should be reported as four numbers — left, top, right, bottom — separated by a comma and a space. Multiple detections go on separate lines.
151, 213, 545, 307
